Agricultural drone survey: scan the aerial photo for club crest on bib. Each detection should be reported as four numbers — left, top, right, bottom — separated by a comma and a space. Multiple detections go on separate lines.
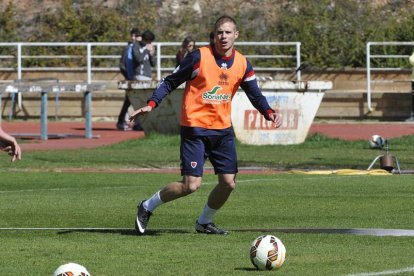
191, 161, 197, 168
218, 72, 229, 86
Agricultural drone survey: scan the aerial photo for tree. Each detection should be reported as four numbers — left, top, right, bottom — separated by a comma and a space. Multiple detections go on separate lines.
275, 0, 384, 68
4, 0, 414, 68
0, 1, 19, 42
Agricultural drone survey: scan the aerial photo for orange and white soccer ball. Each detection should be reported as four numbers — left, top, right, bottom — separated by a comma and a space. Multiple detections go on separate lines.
249, 235, 286, 270
53, 262, 90, 276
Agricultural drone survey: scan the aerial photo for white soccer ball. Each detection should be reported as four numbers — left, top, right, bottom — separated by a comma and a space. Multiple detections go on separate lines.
368, 135, 385, 149
249, 235, 286, 270
53, 262, 91, 276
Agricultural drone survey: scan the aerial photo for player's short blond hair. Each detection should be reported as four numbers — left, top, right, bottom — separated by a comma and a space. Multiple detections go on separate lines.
214, 15, 237, 32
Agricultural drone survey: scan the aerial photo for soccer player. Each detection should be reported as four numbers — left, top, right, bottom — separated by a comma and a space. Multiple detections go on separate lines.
0, 126, 21, 162
130, 15, 282, 235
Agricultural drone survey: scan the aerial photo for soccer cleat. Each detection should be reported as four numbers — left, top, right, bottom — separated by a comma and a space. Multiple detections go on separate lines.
135, 200, 152, 234
195, 221, 229, 235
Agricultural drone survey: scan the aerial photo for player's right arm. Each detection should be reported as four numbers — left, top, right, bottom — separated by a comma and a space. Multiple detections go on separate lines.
147, 49, 200, 107
129, 50, 200, 123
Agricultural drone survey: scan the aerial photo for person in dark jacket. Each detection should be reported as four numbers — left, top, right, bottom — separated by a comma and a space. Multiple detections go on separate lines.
135, 30, 156, 81
117, 28, 144, 131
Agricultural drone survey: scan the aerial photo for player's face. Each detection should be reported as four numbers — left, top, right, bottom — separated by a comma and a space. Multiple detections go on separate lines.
215, 21, 239, 56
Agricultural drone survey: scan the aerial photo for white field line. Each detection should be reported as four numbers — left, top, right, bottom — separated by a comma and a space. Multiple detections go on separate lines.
344, 266, 414, 276
0, 186, 139, 194
1, 227, 414, 237
0, 175, 364, 194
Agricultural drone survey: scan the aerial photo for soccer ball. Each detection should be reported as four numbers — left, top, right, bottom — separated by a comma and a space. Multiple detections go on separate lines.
249, 235, 286, 270
368, 135, 385, 149
53, 262, 91, 276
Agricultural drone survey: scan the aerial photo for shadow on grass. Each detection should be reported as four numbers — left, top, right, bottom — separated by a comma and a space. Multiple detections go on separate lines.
7, 227, 413, 237
234, 267, 260, 271
57, 228, 192, 236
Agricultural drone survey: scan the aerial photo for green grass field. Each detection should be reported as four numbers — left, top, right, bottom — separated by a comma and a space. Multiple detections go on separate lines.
0, 134, 413, 275
2, 133, 414, 170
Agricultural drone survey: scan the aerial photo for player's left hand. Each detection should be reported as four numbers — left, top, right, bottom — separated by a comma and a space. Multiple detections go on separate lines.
269, 113, 282, 128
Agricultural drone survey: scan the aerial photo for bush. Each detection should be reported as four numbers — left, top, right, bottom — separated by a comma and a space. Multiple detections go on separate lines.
3, 0, 414, 68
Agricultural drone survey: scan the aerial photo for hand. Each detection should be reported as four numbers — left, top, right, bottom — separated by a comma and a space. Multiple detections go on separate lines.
146, 43, 155, 56
269, 113, 282, 128
1, 140, 21, 162
129, 105, 153, 122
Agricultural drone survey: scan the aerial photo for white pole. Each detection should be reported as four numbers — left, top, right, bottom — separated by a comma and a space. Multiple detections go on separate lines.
17, 44, 22, 109
87, 43, 92, 84
366, 42, 373, 112
156, 43, 162, 81
296, 42, 301, 81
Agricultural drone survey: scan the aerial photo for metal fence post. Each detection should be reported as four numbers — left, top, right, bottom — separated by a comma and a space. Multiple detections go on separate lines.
85, 44, 93, 138
157, 43, 162, 81
84, 90, 92, 138
40, 91, 48, 140
409, 52, 414, 121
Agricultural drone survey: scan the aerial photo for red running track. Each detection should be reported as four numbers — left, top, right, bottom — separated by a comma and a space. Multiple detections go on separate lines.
1, 121, 414, 151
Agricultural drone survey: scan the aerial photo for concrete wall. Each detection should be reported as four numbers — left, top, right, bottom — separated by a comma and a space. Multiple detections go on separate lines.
0, 69, 412, 121
301, 69, 412, 119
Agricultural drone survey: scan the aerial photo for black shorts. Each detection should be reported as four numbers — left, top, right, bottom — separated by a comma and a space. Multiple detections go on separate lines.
180, 132, 238, 177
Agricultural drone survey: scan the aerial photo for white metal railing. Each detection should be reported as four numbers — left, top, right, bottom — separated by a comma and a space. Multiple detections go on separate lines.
0, 41, 301, 83
366, 41, 414, 112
